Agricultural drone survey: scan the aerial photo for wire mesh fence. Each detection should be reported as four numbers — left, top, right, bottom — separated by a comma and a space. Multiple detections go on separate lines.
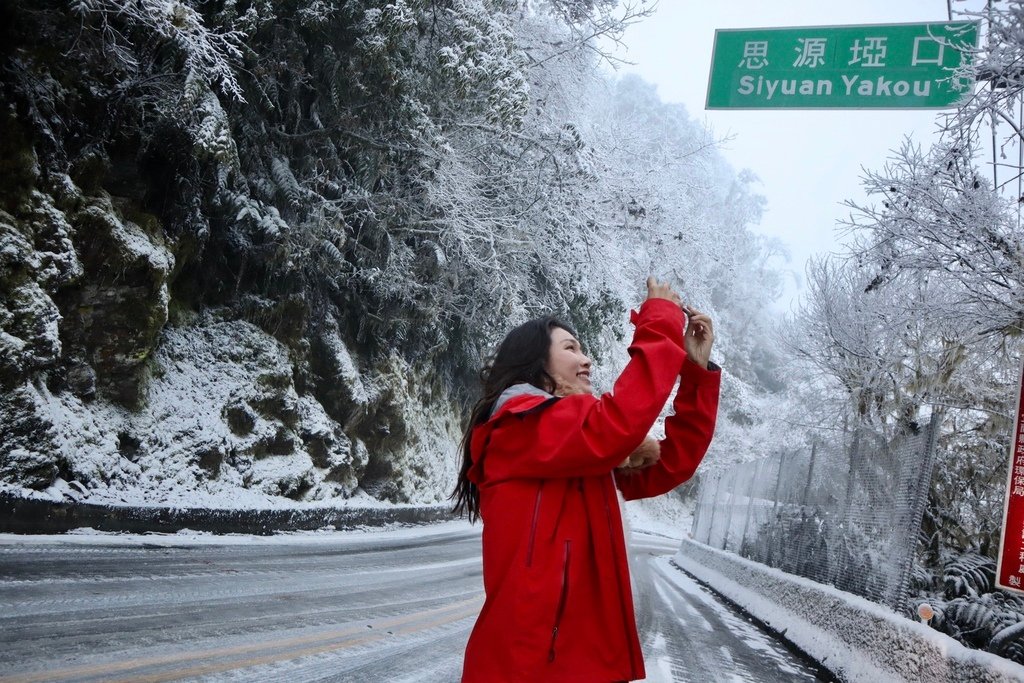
691, 413, 941, 612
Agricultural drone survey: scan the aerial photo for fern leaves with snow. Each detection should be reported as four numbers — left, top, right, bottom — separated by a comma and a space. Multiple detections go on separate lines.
270, 158, 303, 209
943, 552, 996, 599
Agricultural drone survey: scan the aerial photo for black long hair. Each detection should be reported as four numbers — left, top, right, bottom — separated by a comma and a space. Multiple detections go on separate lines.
451, 316, 577, 522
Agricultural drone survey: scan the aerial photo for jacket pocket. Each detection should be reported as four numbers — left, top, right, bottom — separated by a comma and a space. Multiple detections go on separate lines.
547, 539, 572, 662
525, 481, 544, 567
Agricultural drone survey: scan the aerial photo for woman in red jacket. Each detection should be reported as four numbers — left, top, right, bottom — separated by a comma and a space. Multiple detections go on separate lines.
453, 278, 720, 682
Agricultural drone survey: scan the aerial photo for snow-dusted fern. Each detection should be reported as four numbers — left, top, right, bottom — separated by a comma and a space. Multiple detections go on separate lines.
228, 193, 288, 238
944, 552, 996, 599
72, 0, 246, 102
270, 158, 303, 209
192, 91, 237, 167
938, 592, 1024, 655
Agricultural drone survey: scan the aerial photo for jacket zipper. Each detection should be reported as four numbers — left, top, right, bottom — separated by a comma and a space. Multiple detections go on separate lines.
547, 539, 572, 662
549, 480, 572, 542
526, 481, 544, 567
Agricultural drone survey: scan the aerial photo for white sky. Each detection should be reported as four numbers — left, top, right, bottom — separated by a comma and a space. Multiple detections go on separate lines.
608, 0, 979, 312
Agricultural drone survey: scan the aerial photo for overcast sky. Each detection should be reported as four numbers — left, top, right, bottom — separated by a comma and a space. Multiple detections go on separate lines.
609, 0, 981, 312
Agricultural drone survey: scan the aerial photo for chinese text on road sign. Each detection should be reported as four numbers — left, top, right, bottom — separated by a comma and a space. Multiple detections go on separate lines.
707, 22, 979, 109
997, 355, 1024, 594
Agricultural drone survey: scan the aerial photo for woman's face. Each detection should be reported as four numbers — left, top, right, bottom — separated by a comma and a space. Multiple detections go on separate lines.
546, 327, 592, 396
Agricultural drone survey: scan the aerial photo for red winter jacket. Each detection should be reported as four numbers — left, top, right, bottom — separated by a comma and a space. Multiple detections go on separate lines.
461, 299, 721, 682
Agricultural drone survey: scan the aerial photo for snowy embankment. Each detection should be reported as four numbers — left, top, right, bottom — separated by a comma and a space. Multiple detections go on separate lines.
675, 538, 1024, 683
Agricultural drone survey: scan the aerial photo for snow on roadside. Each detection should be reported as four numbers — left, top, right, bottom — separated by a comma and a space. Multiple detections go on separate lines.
675, 538, 1024, 683
0, 478, 400, 510
4, 315, 462, 511
0, 519, 477, 547
623, 490, 694, 540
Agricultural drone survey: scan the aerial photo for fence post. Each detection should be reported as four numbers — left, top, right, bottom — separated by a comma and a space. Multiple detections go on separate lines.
704, 472, 723, 545
843, 428, 861, 522
771, 451, 785, 514
738, 460, 761, 556
802, 440, 817, 508
722, 469, 734, 550
690, 476, 705, 538
833, 426, 862, 590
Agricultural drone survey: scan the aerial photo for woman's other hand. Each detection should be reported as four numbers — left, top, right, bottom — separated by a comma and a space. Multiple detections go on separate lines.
646, 276, 682, 307
683, 307, 714, 369
617, 437, 661, 471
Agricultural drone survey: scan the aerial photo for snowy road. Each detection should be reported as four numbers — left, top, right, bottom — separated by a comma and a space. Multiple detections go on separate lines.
0, 522, 829, 682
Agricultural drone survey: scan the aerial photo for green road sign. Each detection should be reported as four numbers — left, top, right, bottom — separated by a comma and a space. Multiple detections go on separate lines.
706, 21, 980, 109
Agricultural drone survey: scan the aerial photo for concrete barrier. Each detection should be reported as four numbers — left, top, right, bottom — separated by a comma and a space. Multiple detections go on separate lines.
0, 492, 457, 535
675, 538, 1024, 683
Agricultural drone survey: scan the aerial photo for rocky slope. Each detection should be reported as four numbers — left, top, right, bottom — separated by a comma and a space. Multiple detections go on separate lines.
0, 1, 476, 506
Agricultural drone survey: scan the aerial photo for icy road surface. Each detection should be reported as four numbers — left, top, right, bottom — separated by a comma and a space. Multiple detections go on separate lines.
0, 522, 829, 682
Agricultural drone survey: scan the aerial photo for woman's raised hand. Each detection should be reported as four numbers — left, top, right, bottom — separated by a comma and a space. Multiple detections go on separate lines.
683, 307, 714, 369
645, 277, 714, 369
645, 276, 682, 307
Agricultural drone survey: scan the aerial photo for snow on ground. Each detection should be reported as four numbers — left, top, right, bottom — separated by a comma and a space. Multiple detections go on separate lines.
644, 632, 677, 683
5, 315, 463, 511
0, 519, 477, 547
624, 491, 694, 540
653, 557, 818, 679
675, 538, 1024, 683
0, 480, 402, 510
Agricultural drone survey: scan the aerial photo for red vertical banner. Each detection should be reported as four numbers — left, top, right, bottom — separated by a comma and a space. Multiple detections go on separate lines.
997, 355, 1024, 594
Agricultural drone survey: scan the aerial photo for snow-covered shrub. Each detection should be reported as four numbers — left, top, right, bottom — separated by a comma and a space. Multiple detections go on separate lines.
922, 590, 1024, 663
70, 0, 246, 101
910, 551, 1024, 665
944, 552, 997, 600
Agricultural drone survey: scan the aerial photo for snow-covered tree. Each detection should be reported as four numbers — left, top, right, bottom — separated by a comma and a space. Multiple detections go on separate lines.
780, 1, 1024, 657
1, 1, 790, 512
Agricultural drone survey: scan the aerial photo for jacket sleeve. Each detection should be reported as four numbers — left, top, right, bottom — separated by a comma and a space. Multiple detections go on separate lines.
613, 359, 720, 500
480, 298, 687, 481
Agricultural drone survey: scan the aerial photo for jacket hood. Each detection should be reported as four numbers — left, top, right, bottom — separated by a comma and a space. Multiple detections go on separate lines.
467, 384, 558, 485
489, 383, 552, 419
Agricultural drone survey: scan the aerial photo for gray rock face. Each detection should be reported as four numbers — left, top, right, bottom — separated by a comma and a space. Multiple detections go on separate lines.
0, 385, 59, 489
0, 194, 80, 388
55, 197, 173, 407
2, 298, 459, 504
0, 182, 460, 503
0, 171, 460, 503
